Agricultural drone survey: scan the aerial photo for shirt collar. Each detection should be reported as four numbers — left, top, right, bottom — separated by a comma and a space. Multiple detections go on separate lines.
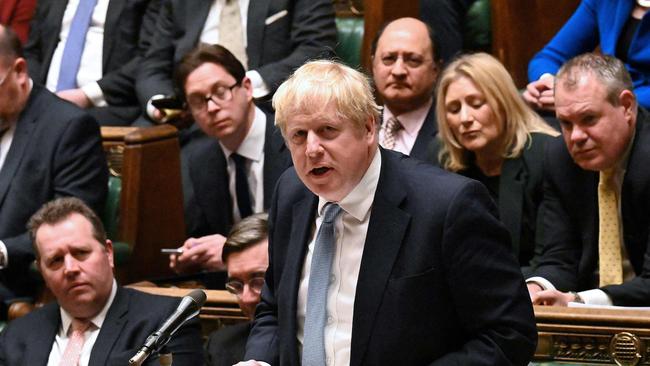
382, 98, 433, 137
317, 147, 381, 222
220, 106, 266, 162
59, 279, 118, 335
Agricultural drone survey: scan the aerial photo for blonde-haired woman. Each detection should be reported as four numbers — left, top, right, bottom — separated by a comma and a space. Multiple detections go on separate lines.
434, 52, 559, 267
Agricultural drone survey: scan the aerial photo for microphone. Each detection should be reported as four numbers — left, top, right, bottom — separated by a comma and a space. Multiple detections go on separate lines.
129, 289, 207, 365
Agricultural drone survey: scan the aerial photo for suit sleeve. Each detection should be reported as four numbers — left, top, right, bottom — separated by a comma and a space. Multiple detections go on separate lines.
253, 0, 337, 93
243, 181, 282, 364
527, 147, 581, 291
135, 0, 178, 108
95, 0, 161, 107
23, 0, 49, 80
527, 0, 599, 82
2, 113, 108, 266
430, 181, 537, 365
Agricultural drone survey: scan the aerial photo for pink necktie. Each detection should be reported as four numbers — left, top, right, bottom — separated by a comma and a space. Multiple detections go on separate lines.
59, 318, 91, 366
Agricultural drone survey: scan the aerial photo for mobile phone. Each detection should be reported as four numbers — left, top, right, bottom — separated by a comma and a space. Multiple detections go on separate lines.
151, 96, 184, 110
160, 248, 183, 254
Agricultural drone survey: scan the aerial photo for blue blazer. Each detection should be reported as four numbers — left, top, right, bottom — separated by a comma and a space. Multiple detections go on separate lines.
245, 149, 537, 365
528, 0, 650, 108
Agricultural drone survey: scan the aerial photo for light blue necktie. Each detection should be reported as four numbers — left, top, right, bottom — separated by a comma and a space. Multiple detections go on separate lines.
302, 203, 342, 366
56, 0, 98, 91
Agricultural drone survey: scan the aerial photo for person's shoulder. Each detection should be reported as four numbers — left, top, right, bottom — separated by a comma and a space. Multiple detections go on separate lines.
2, 301, 58, 335
384, 149, 480, 199
28, 87, 98, 131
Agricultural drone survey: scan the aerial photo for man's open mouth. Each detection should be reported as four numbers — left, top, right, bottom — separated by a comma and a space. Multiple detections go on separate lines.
311, 167, 331, 176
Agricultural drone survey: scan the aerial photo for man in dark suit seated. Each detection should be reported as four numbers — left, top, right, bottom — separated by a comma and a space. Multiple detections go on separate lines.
371, 17, 439, 163
205, 213, 269, 366
236, 60, 537, 366
528, 53, 650, 307
24, 0, 159, 125
0, 25, 107, 312
0, 197, 204, 365
167, 45, 291, 278
135, 0, 337, 124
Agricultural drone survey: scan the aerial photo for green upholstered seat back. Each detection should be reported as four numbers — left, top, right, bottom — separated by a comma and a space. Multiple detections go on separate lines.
464, 0, 491, 52
335, 17, 364, 69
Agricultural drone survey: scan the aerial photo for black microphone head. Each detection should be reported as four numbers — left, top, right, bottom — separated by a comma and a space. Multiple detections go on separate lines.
187, 289, 207, 307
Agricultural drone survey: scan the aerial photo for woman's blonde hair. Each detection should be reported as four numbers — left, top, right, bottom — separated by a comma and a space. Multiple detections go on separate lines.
435, 53, 558, 171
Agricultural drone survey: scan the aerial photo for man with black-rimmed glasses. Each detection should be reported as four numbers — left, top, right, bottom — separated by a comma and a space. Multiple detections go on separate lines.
167, 44, 290, 280
205, 212, 269, 366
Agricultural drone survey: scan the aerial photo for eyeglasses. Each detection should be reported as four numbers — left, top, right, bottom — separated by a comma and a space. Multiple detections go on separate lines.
225, 276, 265, 296
186, 81, 240, 111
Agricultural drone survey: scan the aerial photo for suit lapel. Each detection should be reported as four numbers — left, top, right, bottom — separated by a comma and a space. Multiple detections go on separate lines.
263, 115, 289, 207
283, 193, 317, 366
88, 287, 129, 365
25, 304, 60, 365
0, 87, 42, 208
42, 1, 69, 78
350, 150, 410, 366
499, 157, 525, 257
186, 0, 214, 46
246, 0, 270, 68
409, 105, 437, 160
103, 0, 125, 70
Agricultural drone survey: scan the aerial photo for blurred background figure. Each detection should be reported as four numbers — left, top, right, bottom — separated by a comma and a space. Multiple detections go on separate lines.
24, 0, 159, 125
434, 52, 559, 268
0, 0, 36, 44
524, 0, 650, 111
205, 213, 269, 366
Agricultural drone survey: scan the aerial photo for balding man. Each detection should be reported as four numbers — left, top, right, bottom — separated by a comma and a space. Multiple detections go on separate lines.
371, 17, 439, 163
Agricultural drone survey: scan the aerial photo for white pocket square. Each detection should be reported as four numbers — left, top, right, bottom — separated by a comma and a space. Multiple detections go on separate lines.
265, 10, 288, 25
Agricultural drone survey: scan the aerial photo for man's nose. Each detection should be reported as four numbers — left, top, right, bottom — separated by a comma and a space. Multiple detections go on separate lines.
305, 131, 323, 157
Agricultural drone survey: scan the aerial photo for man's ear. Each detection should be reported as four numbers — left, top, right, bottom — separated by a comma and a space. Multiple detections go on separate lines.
619, 89, 636, 124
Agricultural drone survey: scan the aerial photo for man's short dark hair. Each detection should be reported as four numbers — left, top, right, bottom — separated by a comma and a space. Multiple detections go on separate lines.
0, 25, 23, 63
370, 19, 438, 62
175, 43, 246, 99
222, 213, 269, 263
28, 197, 107, 258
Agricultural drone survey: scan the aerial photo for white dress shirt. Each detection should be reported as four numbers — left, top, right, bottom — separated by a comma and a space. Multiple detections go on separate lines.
47, 279, 118, 366
219, 106, 266, 222
378, 98, 433, 156
295, 148, 381, 366
200, 0, 269, 98
45, 0, 109, 107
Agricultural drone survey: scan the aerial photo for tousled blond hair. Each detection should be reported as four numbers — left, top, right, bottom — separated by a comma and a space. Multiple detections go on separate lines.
273, 60, 380, 135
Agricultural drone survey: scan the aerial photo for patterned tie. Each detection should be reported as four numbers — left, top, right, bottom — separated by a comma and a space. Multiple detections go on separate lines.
232, 153, 253, 218
302, 203, 342, 366
381, 117, 403, 150
219, 0, 248, 69
598, 169, 623, 287
56, 0, 99, 91
59, 318, 91, 366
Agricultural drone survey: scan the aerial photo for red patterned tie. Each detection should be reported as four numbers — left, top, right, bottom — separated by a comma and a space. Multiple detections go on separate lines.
59, 318, 91, 366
